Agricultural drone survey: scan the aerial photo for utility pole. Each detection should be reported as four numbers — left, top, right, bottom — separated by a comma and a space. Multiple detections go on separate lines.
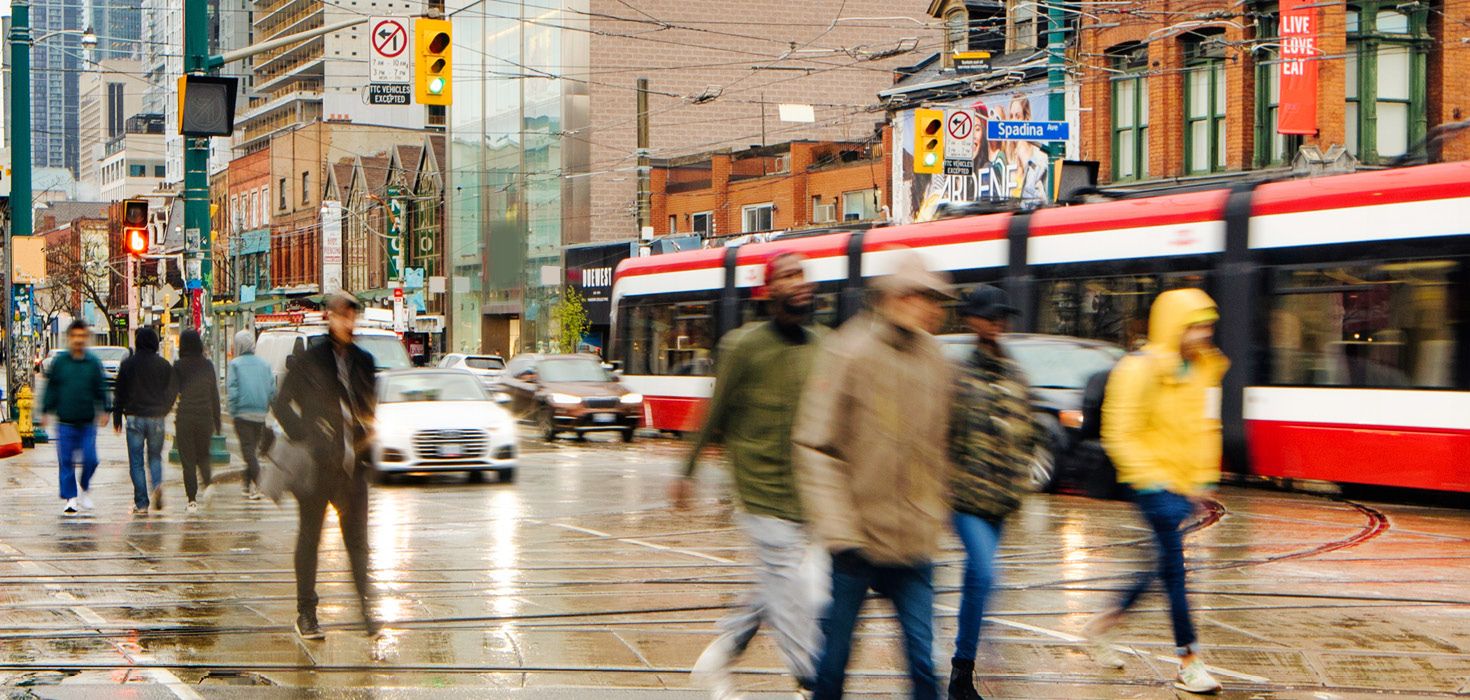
1046, 2, 1067, 163
182, 0, 212, 343
636, 77, 651, 238
6, 0, 32, 411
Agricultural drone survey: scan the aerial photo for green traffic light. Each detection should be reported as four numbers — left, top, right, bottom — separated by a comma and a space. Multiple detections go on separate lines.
428, 77, 445, 95
922, 152, 938, 166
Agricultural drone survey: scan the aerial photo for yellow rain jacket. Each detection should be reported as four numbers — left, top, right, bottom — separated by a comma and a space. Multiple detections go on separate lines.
1102, 288, 1229, 496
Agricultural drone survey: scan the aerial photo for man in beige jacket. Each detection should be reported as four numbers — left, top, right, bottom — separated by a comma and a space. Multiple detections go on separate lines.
794, 250, 955, 700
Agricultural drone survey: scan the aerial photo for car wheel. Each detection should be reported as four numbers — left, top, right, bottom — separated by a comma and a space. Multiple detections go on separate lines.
1030, 413, 1063, 493
372, 469, 394, 486
540, 406, 558, 441
467, 470, 485, 483
621, 428, 636, 443
497, 467, 517, 483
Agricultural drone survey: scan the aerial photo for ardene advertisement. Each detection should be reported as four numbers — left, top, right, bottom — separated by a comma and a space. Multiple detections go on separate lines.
892, 85, 1077, 224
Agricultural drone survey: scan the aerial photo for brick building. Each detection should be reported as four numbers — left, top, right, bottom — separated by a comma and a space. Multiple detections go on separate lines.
651, 138, 891, 240
1078, 0, 1470, 185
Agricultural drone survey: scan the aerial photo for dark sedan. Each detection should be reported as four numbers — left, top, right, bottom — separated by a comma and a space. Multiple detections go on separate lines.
939, 333, 1124, 492
496, 353, 644, 442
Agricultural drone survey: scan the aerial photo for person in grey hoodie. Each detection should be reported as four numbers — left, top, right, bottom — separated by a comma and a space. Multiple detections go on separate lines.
227, 330, 275, 500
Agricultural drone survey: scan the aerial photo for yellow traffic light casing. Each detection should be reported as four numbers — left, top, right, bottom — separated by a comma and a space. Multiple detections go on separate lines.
913, 108, 945, 175
415, 18, 452, 106
122, 199, 149, 256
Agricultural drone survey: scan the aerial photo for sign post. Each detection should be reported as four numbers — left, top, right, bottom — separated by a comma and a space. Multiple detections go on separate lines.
368, 17, 411, 105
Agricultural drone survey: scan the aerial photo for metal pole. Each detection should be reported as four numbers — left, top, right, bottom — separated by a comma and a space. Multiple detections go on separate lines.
7, 0, 32, 413
182, 0, 211, 342
1046, 2, 1067, 163
636, 77, 650, 235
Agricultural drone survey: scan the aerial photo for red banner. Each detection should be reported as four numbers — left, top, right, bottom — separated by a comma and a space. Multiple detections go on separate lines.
1278, 0, 1319, 135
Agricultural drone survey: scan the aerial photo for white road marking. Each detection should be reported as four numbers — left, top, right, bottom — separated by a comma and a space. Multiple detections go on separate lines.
544, 521, 736, 564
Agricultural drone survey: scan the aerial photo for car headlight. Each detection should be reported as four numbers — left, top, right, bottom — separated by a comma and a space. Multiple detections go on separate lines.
548, 393, 581, 405
620, 393, 643, 404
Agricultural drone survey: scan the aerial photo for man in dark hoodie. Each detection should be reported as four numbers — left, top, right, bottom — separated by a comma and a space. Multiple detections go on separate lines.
114, 327, 178, 514
172, 330, 222, 512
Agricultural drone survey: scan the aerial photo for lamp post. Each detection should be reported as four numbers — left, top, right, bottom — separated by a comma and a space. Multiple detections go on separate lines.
6, 5, 96, 413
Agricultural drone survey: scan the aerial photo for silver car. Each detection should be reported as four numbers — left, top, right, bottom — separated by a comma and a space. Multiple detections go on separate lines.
437, 353, 506, 390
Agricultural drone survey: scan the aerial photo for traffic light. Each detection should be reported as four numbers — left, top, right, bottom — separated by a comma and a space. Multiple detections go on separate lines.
913, 108, 945, 175
122, 199, 149, 257
414, 18, 452, 106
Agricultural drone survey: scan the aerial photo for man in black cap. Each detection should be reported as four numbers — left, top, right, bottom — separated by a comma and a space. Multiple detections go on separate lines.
944, 285, 1041, 700
272, 291, 378, 640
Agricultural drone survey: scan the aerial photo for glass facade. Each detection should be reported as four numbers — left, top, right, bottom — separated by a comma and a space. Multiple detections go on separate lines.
447, 0, 590, 354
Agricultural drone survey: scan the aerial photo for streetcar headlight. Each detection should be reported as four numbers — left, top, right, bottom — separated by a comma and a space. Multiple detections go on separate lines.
620, 393, 643, 405
548, 392, 581, 406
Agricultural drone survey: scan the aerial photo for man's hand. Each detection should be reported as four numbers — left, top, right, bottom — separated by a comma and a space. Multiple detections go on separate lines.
667, 476, 695, 510
96, 413, 111, 429
113, 420, 122, 435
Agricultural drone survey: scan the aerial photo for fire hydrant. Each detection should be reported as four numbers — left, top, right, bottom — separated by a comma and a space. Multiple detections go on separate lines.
16, 385, 34, 448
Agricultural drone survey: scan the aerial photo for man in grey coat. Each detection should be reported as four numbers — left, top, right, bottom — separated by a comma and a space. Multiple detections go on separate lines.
227, 330, 275, 500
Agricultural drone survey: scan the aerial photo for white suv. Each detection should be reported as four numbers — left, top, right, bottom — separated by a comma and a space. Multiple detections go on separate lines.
254, 325, 414, 382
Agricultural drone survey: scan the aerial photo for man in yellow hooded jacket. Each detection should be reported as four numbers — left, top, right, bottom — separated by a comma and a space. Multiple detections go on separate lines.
1085, 288, 1228, 695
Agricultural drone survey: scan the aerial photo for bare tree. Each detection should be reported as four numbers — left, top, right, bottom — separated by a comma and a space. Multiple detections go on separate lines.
43, 235, 114, 323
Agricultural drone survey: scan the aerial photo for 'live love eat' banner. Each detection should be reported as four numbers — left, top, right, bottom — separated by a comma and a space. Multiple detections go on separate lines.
1278, 0, 1319, 134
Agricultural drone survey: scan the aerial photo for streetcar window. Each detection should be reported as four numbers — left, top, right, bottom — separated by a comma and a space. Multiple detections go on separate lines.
742, 291, 840, 329
1036, 274, 1206, 349
1269, 260, 1457, 388
624, 301, 716, 376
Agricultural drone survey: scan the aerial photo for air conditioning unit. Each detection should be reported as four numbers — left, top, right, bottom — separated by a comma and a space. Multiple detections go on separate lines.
813, 203, 837, 223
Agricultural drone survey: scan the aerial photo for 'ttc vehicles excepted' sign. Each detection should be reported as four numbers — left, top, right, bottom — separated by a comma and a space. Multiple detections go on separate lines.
986, 120, 1071, 142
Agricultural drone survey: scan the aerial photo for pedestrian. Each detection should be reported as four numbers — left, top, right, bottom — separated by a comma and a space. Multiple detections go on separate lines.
172, 330, 221, 513
272, 292, 379, 640
227, 330, 274, 500
113, 327, 177, 514
794, 250, 955, 700
41, 320, 110, 515
1084, 288, 1228, 694
944, 286, 1041, 700
671, 252, 824, 698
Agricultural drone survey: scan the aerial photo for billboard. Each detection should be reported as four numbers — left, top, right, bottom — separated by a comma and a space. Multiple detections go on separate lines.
892, 85, 1074, 223
565, 241, 636, 328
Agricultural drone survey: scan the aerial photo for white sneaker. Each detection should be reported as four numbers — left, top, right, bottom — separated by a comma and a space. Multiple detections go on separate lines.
77, 491, 94, 510
247, 486, 262, 501
1082, 615, 1127, 670
62, 499, 79, 516
690, 635, 741, 699
186, 501, 199, 513
1175, 659, 1222, 694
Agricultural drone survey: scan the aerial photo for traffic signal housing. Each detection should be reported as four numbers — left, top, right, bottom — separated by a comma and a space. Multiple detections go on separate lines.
913, 108, 945, 175
122, 199, 149, 257
415, 18, 452, 106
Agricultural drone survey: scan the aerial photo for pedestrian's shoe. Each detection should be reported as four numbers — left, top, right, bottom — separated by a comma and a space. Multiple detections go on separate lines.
1082, 614, 1127, 670
78, 491, 94, 510
186, 501, 199, 513
62, 499, 79, 516
247, 486, 262, 501
364, 616, 383, 638
948, 657, 984, 700
294, 614, 324, 640
150, 485, 164, 511
690, 634, 739, 699
132, 506, 149, 516
1175, 659, 1222, 694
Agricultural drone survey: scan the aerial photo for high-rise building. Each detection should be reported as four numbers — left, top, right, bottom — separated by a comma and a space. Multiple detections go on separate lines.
32, 0, 86, 175
89, 0, 142, 60
140, 0, 183, 183
78, 59, 152, 197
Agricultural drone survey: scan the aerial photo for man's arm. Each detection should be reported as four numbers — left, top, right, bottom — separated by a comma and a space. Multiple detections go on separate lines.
209, 364, 222, 433
40, 363, 58, 416
683, 331, 746, 478
226, 362, 240, 418
271, 353, 308, 441
112, 360, 132, 429
792, 338, 863, 553
1100, 354, 1166, 490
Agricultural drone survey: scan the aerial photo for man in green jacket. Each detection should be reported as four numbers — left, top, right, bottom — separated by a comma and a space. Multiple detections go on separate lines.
41, 320, 111, 515
670, 252, 823, 698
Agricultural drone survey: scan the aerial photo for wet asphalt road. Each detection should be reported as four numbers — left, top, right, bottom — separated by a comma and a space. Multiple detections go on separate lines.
0, 427, 1467, 698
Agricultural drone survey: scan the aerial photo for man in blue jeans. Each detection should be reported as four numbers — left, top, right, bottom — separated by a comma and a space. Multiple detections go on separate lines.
113, 327, 177, 513
42, 320, 110, 515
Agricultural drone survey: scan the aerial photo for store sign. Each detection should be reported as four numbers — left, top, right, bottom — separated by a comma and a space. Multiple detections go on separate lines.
1278, 0, 1319, 135
565, 241, 636, 326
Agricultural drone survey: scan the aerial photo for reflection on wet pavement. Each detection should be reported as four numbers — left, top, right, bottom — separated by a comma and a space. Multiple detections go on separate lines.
0, 429, 1467, 697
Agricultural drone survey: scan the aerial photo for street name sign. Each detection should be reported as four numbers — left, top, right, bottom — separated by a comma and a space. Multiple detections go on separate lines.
986, 120, 1071, 142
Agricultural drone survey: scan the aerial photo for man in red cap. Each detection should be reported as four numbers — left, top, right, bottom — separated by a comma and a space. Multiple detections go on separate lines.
672, 252, 825, 697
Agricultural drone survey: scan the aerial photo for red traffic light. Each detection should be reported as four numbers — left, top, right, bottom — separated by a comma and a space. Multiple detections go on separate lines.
124, 226, 149, 256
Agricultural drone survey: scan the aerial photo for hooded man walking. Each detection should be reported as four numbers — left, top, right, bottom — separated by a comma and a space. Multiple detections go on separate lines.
113, 327, 177, 513
672, 252, 825, 698
794, 251, 955, 700
172, 330, 222, 512
1085, 288, 1229, 694
42, 320, 110, 515
228, 330, 275, 500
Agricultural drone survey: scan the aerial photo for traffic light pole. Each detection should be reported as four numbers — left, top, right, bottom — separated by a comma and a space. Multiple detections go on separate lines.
1046, 2, 1067, 163
6, 1, 31, 413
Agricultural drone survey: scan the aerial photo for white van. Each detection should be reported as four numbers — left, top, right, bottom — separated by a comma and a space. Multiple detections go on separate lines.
254, 325, 413, 381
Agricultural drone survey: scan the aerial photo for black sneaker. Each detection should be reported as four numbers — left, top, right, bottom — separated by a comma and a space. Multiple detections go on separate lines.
364, 617, 383, 638
294, 614, 324, 640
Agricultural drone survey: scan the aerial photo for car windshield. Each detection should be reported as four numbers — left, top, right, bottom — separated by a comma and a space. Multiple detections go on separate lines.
309, 333, 413, 370
380, 373, 486, 403
465, 356, 505, 370
93, 347, 129, 362
538, 358, 611, 382
941, 336, 1123, 390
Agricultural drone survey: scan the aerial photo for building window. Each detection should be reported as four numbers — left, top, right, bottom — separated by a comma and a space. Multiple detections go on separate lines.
1183, 32, 1227, 174
1010, 0, 1039, 52
279, 178, 287, 210
1346, 2, 1427, 163
301, 171, 310, 204
741, 203, 774, 233
812, 195, 835, 224
153, 165, 165, 177
128, 163, 146, 177
668, 214, 677, 234
945, 8, 969, 58
692, 211, 712, 235
842, 189, 879, 221
1254, 11, 1304, 167
1109, 44, 1149, 181
250, 190, 259, 229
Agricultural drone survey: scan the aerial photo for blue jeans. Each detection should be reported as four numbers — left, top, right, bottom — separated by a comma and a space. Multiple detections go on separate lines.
951, 513, 1003, 661
1118, 490, 1198, 654
814, 552, 937, 700
126, 416, 167, 509
56, 422, 98, 500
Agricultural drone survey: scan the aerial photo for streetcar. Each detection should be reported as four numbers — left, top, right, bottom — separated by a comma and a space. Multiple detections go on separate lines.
611, 162, 1470, 494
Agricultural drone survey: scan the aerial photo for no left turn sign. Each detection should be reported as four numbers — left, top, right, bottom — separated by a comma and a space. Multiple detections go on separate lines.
372, 19, 407, 57
369, 17, 410, 83
946, 110, 973, 140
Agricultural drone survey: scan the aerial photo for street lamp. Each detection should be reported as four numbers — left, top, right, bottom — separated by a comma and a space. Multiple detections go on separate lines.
32, 26, 98, 48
